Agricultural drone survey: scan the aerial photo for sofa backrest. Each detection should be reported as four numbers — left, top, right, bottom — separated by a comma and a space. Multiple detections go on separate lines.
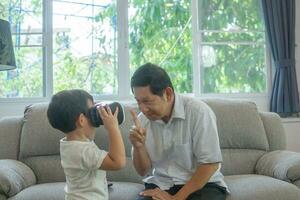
203, 99, 285, 175
18, 102, 142, 184
0, 116, 23, 160
16, 99, 286, 183
19, 103, 66, 183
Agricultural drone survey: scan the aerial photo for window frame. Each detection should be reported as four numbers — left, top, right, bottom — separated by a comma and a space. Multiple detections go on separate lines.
192, 0, 271, 99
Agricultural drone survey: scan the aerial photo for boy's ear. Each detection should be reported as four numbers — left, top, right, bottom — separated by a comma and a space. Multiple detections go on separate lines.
76, 113, 86, 127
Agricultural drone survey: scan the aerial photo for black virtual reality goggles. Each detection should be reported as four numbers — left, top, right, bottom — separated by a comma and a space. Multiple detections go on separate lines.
88, 102, 125, 127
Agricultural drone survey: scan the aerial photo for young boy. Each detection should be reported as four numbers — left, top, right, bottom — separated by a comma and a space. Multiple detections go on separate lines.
47, 89, 126, 200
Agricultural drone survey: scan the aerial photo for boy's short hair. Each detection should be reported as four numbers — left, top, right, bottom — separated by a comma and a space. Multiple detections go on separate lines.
47, 89, 94, 133
130, 62, 174, 96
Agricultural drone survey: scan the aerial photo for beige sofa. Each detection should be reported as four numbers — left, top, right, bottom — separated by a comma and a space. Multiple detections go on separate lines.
1, 99, 300, 200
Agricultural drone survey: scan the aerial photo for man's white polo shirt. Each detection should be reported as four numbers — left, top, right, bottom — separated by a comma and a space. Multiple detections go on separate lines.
137, 93, 228, 191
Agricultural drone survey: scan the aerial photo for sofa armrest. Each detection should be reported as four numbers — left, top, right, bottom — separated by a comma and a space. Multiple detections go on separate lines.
0, 194, 7, 200
255, 150, 300, 183
0, 159, 36, 197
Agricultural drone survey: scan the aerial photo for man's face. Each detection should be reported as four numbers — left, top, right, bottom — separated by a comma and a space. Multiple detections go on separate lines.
133, 86, 170, 121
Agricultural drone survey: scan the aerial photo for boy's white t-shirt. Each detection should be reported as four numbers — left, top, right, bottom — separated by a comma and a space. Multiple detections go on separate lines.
60, 138, 108, 200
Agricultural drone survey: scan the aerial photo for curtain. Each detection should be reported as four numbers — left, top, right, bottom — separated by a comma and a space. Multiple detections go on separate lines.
261, 0, 300, 116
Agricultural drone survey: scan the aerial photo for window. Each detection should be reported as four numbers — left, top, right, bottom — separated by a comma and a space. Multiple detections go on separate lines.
128, 0, 192, 93
0, 0, 43, 98
53, 0, 118, 95
196, 0, 267, 94
0, 0, 267, 99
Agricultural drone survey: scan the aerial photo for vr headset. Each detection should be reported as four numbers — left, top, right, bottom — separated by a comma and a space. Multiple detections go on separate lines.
88, 102, 125, 127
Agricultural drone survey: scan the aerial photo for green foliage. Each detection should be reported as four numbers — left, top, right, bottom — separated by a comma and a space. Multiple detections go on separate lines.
128, 0, 192, 93
0, 47, 43, 97
0, 0, 43, 97
0, 0, 266, 97
199, 0, 266, 93
53, 44, 117, 95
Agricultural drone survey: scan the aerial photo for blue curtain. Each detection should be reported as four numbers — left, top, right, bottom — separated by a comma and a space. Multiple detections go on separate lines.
261, 0, 300, 116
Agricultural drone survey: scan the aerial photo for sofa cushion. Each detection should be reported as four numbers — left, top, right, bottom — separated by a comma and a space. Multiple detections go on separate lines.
22, 155, 143, 185
294, 179, 300, 189
19, 103, 64, 159
225, 174, 300, 200
203, 99, 269, 151
109, 182, 144, 200
259, 112, 286, 151
107, 158, 143, 184
19, 102, 138, 159
221, 149, 265, 175
0, 194, 6, 200
18, 102, 143, 184
8, 182, 144, 200
255, 150, 300, 182
0, 160, 36, 197
8, 182, 65, 200
0, 117, 23, 160
22, 156, 65, 184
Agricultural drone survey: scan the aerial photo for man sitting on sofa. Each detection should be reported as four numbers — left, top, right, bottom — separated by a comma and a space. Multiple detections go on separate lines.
129, 63, 228, 200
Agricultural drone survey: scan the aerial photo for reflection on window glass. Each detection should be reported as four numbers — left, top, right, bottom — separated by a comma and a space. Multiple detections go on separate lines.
129, 0, 192, 93
199, 0, 266, 94
53, 0, 117, 95
0, 0, 43, 98
201, 44, 265, 93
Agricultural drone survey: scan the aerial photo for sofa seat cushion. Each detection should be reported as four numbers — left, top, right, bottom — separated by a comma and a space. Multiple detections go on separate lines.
8, 182, 65, 200
294, 179, 300, 188
225, 174, 300, 200
8, 182, 144, 200
109, 182, 144, 200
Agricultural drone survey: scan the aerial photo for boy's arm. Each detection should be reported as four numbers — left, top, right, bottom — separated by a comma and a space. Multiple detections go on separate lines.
98, 106, 126, 171
100, 126, 126, 170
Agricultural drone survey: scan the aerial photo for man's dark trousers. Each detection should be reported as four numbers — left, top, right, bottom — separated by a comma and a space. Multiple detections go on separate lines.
136, 182, 227, 200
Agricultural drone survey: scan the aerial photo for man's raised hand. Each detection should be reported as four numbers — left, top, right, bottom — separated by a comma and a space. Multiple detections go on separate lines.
129, 110, 146, 148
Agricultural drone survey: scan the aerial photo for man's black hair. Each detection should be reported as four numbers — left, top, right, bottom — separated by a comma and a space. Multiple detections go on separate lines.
47, 89, 93, 133
131, 62, 174, 96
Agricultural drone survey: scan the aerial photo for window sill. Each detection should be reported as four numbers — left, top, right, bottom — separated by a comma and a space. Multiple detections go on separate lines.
281, 117, 300, 123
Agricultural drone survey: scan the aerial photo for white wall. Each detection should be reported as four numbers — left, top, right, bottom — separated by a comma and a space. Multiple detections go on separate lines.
0, 99, 47, 118
1, 2, 300, 152
283, 119, 300, 152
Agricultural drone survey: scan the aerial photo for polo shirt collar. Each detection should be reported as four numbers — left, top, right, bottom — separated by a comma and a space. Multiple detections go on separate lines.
153, 93, 185, 124
170, 93, 185, 120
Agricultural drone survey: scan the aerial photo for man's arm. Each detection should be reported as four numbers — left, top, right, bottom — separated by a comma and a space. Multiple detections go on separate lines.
129, 110, 152, 176
174, 162, 219, 199
140, 163, 219, 200
132, 146, 151, 176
